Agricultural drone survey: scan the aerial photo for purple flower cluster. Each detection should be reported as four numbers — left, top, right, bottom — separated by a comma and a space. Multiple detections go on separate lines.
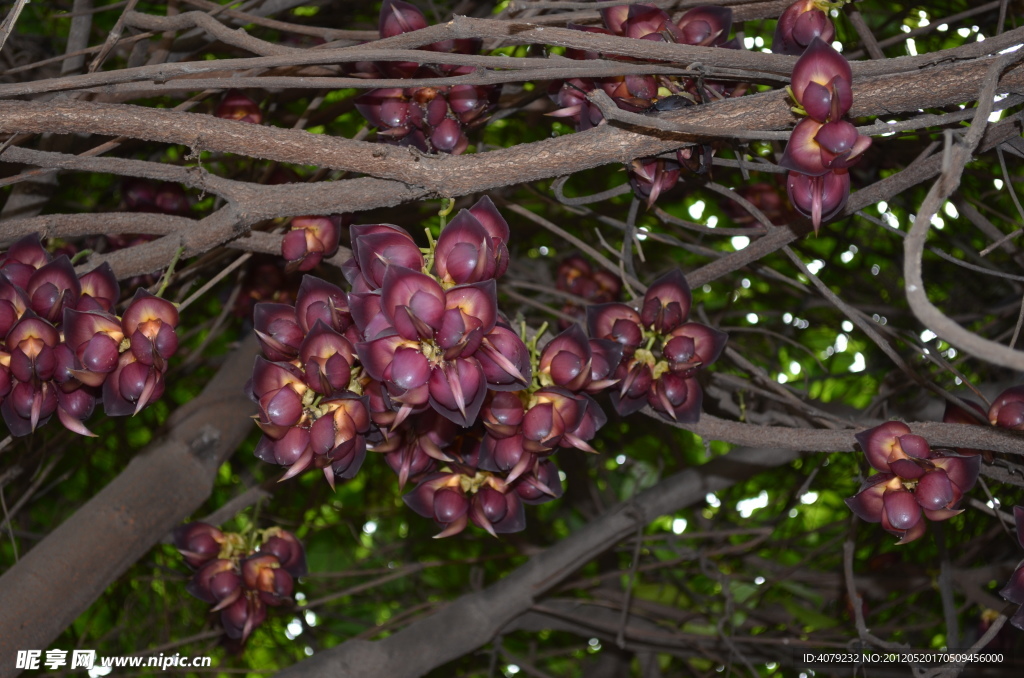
587, 270, 728, 422
174, 522, 307, 642
0, 234, 179, 437
846, 421, 980, 544
352, 0, 501, 154
250, 197, 726, 537
781, 38, 871, 232
548, 4, 743, 206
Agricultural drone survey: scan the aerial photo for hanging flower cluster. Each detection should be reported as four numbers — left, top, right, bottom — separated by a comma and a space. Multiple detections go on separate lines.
846, 421, 980, 544
587, 270, 727, 421
249, 198, 727, 537
174, 522, 307, 642
781, 38, 871, 233
0, 234, 179, 437
549, 4, 744, 206
772, 0, 842, 56
352, 0, 501, 155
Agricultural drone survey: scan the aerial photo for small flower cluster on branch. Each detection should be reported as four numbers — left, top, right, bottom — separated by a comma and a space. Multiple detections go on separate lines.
352, 0, 501, 154
249, 198, 727, 537
548, 3, 744, 207
781, 38, 871, 232
174, 522, 307, 642
846, 421, 980, 544
0, 235, 179, 437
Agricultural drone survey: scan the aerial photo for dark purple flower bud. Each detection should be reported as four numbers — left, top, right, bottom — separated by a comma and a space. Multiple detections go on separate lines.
242, 553, 294, 606
435, 209, 501, 285
786, 170, 850, 234
482, 391, 525, 438
253, 303, 303, 362
648, 373, 703, 423
221, 595, 267, 642
430, 118, 466, 154
26, 256, 80, 324
471, 485, 526, 536
309, 394, 370, 485
930, 453, 980, 495
434, 487, 470, 523
588, 303, 643, 355
586, 339, 624, 393
56, 387, 97, 437
382, 266, 447, 340
1, 234, 50, 291
515, 459, 564, 504
428, 357, 487, 427
63, 308, 124, 386
282, 215, 343, 271
855, 421, 914, 474
355, 88, 410, 131
296, 275, 352, 334
814, 120, 872, 170
2, 380, 57, 435
0, 276, 29, 337
773, 1, 835, 56
174, 522, 226, 569
915, 470, 957, 511
628, 157, 680, 208
481, 432, 529, 478
122, 289, 179, 364
476, 325, 531, 391
523, 388, 584, 452
351, 224, 423, 290
791, 38, 853, 122
187, 559, 241, 608
1000, 562, 1024, 606
676, 6, 732, 46
299, 321, 356, 394
882, 486, 923, 532
379, 0, 427, 38
7, 314, 60, 383
641, 269, 692, 334
215, 90, 262, 124
76, 263, 119, 313
437, 281, 498, 356
261, 529, 308, 577
989, 386, 1024, 429
539, 324, 592, 392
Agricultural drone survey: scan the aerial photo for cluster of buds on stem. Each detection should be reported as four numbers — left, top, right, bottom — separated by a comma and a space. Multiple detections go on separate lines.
549, 4, 744, 206
781, 38, 871, 233
587, 270, 727, 421
846, 421, 980, 544
174, 522, 307, 642
352, 1, 501, 154
281, 214, 350, 272
773, 1, 844, 56
253, 196, 726, 537
0, 234, 179, 437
